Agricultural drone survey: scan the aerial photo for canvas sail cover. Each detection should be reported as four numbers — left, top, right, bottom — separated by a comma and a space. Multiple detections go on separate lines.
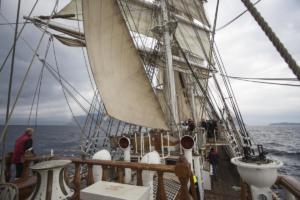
82, 0, 168, 129
57, 0, 82, 20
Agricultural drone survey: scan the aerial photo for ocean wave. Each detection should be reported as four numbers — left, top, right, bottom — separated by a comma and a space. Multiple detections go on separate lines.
265, 148, 300, 157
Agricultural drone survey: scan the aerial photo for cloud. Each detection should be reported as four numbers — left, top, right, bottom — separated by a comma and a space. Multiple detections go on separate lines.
0, 0, 299, 125
0, 0, 94, 125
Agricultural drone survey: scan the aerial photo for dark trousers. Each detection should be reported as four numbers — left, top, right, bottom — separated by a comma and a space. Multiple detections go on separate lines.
212, 164, 217, 180
15, 163, 23, 178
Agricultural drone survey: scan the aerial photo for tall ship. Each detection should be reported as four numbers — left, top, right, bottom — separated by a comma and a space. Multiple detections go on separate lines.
0, 0, 299, 199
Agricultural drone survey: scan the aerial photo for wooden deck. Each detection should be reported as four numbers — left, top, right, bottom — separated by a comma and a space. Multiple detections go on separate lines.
205, 147, 240, 200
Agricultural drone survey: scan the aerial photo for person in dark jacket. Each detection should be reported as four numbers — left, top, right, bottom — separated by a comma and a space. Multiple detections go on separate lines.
207, 147, 218, 180
187, 119, 195, 132
12, 128, 34, 178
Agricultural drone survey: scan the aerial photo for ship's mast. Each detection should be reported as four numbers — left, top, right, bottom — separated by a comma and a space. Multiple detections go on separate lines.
160, 0, 179, 127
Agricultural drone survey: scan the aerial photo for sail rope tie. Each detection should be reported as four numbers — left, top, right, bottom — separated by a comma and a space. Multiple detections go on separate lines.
241, 0, 300, 81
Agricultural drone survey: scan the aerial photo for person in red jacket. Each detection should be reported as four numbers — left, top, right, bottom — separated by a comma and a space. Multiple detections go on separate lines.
12, 128, 34, 178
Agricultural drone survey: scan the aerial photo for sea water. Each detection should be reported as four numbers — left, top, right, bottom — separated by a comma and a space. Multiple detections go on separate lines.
1, 125, 299, 181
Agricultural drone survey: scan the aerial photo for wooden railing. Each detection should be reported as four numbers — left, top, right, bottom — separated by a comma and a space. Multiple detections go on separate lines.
240, 175, 300, 200
21, 155, 197, 200
275, 175, 300, 200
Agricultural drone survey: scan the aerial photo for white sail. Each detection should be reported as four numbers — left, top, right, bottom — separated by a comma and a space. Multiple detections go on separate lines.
119, 0, 155, 37
175, 21, 211, 62
169, 0, 209, 26
175, 72, 193, 121
194, 95, 205, 123
155, 70, 192, 123
57, 0, 82, 20
82, 0, 168, 129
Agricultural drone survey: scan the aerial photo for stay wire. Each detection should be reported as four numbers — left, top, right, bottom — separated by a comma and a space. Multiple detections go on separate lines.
52, 39, 85, 135
180, 1, 248, 148
34, 38, 52, 130
0, 22, 29, 26
221, 75, 298, 82
0, 0, 39, 73
216, 0, 262, 31
0, 0, 59, 182
225, 76, 300, 87
1, 0, 22, 182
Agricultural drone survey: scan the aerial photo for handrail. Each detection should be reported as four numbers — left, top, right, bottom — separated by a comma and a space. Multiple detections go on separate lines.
276, 175, 300, 199
22, 154, 196, 200
26, 156, 176, 173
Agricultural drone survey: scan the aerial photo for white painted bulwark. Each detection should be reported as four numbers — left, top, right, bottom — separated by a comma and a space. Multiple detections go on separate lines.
28, 160, 74, 200
80, 181, 150, 200
231, 156, 283, 200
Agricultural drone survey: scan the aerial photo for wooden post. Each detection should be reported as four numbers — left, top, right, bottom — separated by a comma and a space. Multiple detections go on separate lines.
117, 168, 124, 183
102, 166, 108, 181
137, 169, 143, 186
5, 152, 13, 182
87, 164, 94, 186
175, 156, 192, 200
240, 178, 247, 200
64, 166, 69, 186
73, 163, 81, 200
156, 171, 167, 200
21, 154, 32, 179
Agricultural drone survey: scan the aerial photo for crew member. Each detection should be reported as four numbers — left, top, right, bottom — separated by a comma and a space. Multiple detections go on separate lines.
12, 128, 34, 178
187, 119, 195, 132
207, 147, 218, 180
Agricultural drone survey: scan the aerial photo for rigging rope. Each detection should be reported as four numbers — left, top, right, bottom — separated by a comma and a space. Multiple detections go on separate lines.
224, 76, 300, 87
216, 0, 262, 31
222, 75, 298, 81
0, 0, 39, 73
52, 39, 85, 134
0, 0, 59, 145
178, 0, 251, 150
1, 0, 22, 182
0, 22, 29, 26
240, 0, 300, 81
0, 0, 58, 183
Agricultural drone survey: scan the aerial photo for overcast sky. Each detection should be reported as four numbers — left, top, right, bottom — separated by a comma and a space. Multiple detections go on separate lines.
0, 0, 299, 126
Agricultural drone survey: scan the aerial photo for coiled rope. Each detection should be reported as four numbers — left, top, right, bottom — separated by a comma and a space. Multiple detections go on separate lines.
241, 0, 300, 81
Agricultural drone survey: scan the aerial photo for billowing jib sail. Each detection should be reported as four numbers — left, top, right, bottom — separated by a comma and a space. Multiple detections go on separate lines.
82, 0, 168, 129
57, 0, 82, 20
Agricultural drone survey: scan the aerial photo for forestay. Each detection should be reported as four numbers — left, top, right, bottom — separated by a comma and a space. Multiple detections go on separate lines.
82, 0, 168, 129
